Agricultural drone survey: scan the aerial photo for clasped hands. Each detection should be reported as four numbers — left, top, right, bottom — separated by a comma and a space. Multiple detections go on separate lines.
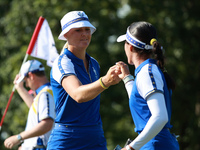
102, 61, 130, 87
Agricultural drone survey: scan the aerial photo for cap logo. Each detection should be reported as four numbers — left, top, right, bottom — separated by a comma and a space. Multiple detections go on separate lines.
78, 12, 85, 17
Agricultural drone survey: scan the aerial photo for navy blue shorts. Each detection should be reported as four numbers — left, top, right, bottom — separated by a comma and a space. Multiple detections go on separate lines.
47, 124, 107, 150
140, 128, 180, 150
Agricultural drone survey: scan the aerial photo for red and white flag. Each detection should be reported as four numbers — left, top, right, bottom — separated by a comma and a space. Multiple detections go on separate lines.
0, 17, 59, 131
30, 19, 59, 67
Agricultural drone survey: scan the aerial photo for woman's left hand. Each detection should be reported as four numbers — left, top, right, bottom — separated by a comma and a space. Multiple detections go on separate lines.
115, 61, 130, 79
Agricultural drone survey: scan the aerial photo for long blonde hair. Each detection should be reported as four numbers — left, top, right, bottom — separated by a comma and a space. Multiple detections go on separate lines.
60, 42, 68, 54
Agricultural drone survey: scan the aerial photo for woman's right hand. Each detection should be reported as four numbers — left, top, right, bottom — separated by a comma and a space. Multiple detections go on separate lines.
101, 65, 122, 87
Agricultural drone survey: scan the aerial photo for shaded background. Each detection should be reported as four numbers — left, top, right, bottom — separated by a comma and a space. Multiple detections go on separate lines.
0, 0, 200, 149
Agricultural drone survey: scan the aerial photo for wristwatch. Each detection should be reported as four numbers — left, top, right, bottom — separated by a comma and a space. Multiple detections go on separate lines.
17, 134, 24, 143
126, 145, 135, 150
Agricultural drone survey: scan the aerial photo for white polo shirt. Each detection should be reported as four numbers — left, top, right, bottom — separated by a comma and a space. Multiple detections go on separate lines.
21, 84, 55, 150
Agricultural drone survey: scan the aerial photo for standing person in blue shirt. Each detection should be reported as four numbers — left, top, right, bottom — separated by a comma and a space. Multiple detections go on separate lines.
47, 11, 121, 150
115, 21, 180, 150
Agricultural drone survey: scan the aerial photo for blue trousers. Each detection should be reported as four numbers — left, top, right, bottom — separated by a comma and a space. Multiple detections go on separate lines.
47, 124, 107, 150
140, 128, 180, 150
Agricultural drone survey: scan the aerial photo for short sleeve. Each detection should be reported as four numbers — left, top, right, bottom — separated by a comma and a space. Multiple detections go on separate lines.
38, 91, 55, 121
52, 55, 76, 84
136, 64, 164, 100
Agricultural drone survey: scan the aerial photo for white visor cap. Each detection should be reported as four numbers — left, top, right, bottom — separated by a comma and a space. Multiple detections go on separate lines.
117, 27, 153, 50
117, 34, 126, 42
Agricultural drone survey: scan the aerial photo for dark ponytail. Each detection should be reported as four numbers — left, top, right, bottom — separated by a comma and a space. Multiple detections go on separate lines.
152, 41, 176, 91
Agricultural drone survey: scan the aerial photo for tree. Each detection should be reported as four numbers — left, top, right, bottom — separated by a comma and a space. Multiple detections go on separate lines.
0, 0, 200, 150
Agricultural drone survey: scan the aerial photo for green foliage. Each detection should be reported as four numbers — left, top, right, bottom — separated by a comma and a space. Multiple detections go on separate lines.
1, 0, 200, 150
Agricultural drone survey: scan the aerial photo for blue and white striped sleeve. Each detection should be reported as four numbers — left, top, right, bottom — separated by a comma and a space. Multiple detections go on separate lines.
52, 54, 76, 84
38, 91, 55, 121
136, 64, 164, 100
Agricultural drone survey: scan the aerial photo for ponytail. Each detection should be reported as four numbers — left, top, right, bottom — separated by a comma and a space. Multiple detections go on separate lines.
60, 42, 68, 55
152, 41, 176, 91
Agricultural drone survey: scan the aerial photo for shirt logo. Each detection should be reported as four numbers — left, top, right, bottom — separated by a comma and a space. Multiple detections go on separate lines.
92, 67, 98, 80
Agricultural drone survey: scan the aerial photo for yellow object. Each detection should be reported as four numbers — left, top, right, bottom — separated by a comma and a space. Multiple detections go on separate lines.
150, 38, 157, 45
99, 77, 108, 89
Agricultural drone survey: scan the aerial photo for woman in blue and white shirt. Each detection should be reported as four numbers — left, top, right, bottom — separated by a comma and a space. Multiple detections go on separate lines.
47, 11, 121, 150
116, 21, 179, 150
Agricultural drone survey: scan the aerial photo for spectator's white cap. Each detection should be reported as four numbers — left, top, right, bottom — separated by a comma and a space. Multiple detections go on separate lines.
16, 60, 45, 83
